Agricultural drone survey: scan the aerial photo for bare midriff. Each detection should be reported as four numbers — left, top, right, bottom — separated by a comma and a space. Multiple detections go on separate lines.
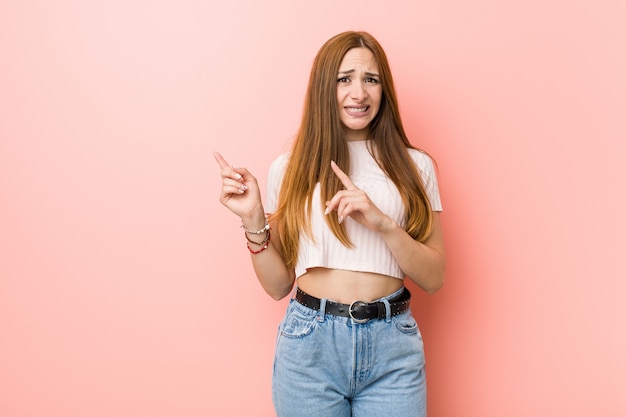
296, 267, 404, 304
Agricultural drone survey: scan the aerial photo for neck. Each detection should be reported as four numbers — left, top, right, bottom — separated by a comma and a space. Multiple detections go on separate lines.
344, 128, 369, 142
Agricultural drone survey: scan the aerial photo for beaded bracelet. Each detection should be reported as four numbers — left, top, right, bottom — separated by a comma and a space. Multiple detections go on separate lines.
247, 229, 270, 254
241, 218, 270, 235
245, 229, 269, 246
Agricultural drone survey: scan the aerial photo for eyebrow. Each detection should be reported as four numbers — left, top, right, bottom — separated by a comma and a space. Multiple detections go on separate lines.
338, 69, 380, 78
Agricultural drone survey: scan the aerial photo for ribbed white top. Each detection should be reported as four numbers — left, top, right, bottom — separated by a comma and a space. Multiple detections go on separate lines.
266, 140, 442, 279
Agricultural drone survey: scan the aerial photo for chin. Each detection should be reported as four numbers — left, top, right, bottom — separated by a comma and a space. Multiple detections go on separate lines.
343, 122, 371, 133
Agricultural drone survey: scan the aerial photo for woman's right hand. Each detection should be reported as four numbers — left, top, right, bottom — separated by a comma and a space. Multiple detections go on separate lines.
213, 152, 264, 222
214, 152, 295, 300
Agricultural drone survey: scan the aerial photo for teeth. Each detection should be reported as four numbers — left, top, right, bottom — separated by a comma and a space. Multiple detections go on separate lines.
347, 107, 367, 113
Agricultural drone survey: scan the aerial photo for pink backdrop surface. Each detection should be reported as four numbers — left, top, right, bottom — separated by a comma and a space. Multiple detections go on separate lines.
1, 1, 625, 416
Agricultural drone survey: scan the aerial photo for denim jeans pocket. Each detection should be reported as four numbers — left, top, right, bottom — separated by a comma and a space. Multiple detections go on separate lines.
392, 311, 422, 338
279, 301, 318, 339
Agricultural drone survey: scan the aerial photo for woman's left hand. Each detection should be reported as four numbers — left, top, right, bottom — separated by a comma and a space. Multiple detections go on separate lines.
324, 161, 393, 233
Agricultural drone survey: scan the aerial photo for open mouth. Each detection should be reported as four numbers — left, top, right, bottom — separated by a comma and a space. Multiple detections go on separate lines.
345, 106, 369, 114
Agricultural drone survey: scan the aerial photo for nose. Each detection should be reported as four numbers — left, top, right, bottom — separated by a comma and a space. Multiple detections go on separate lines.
350, 81, 368, 101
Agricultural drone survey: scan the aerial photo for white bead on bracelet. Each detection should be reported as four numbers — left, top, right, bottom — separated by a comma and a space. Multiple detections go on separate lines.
241, 218, 270, 235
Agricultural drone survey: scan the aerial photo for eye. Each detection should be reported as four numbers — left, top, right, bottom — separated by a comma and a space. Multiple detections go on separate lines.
337, 77, 350, 83
365, 77, 380, 84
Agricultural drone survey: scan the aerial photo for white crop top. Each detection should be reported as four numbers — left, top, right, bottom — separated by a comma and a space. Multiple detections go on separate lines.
265, 140, 442, 279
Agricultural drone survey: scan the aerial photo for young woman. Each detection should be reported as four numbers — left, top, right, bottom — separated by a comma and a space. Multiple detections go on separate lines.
214, 31, 445, 417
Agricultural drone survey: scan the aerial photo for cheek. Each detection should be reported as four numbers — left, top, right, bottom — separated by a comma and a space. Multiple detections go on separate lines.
374, 89, 383, 105
369, 91, 381, 106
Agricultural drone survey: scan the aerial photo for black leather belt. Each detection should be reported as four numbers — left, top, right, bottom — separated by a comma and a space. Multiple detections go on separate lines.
294, 287, 411, 323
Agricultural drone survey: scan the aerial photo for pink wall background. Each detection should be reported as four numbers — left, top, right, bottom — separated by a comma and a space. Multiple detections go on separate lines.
1, 1, 624, 416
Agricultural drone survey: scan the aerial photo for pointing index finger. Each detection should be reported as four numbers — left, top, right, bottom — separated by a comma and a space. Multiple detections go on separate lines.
213, 152, 231, 169
330, 160, 357, 190
214, 151, 244, 180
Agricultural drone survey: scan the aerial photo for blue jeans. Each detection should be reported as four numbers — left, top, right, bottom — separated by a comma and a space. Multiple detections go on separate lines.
272, 287, 427, 417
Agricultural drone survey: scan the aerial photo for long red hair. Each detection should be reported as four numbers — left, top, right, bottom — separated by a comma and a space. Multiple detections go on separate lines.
271, 31, 433, 269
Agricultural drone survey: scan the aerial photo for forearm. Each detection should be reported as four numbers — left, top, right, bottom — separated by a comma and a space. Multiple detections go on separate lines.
379, 214, 446, 294
248, 243, 296, 300
242, 212, 295, 300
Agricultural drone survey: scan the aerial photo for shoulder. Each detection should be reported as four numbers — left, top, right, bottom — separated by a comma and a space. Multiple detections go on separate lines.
269, 152, 290, 175
406, 148, 436, 173
266, 153, 291, 208
267, 152, 291, 185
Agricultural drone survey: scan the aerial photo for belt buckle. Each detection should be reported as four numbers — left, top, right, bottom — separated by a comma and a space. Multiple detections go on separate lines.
349, 300, 370, 323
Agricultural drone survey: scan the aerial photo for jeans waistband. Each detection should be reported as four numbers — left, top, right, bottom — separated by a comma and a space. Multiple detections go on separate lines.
294, 287, 411, 323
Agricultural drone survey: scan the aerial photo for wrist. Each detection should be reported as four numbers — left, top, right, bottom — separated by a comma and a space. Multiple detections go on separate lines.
240, 208, 267, 232
378, 216, 398, 236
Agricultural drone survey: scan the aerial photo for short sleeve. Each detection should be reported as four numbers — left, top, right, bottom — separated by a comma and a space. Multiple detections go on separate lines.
265, 153, 290, 213
408, 149, 443, 212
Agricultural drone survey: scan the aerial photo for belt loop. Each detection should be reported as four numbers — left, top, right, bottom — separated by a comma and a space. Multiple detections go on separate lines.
317, 298, 327, 322
382, 298, 392, 322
